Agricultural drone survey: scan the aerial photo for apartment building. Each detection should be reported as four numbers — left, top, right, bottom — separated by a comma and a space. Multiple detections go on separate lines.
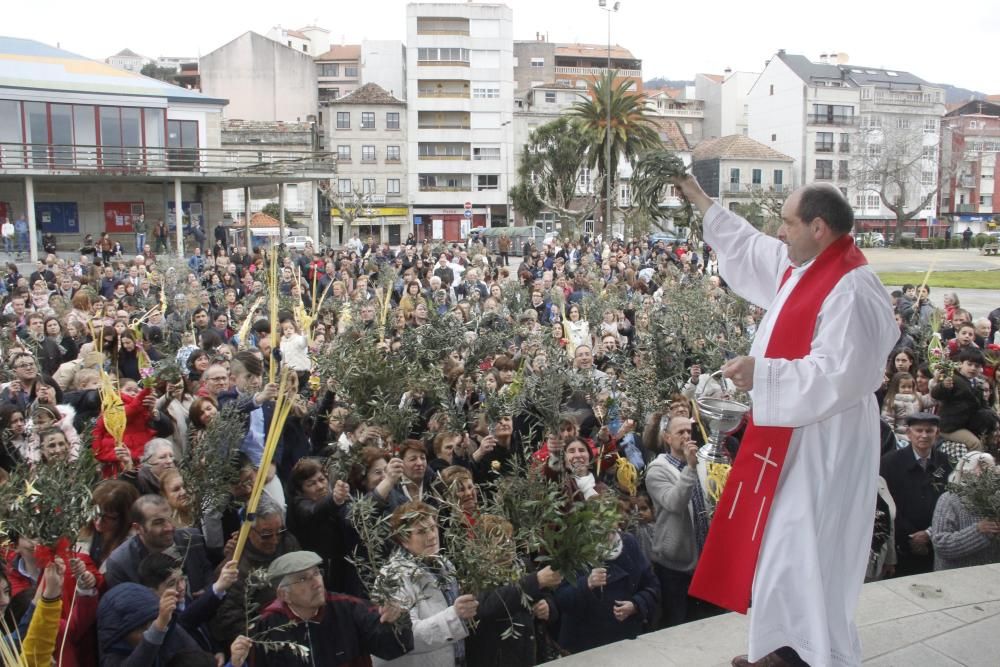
406, 2, 514, 242
265, 25, 330, 56
644, 89, 704, 146
513, 37, 641, 95
748, 51, 945, 235
316, 45, 361, 104
105, 48, 151, 73
326, 84, 409, 245
696, 69, 758, 139
939, 99, 1000, 232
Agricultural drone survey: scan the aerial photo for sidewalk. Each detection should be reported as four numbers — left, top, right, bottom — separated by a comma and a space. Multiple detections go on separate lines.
543, 563, 1000, 666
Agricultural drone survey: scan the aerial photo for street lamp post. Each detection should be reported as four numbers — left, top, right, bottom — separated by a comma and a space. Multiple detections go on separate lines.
598, 0, 620, 240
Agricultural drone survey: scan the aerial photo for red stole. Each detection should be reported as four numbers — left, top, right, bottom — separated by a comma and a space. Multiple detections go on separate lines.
689, 234, 867, 613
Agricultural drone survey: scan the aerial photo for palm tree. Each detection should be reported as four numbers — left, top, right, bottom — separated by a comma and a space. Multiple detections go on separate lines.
569, 70, 660, 236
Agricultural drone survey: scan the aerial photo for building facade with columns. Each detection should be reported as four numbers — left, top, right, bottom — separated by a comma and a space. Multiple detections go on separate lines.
0, 36, 333, 260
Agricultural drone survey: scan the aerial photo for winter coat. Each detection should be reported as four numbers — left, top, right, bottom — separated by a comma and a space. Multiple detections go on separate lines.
103, 529, 214, 594
97, 583, 202, 667
92, 388, 170, 477
465, 570, 545, 667
373, 552, 468, 667
287, 493, 362, 597
251, 594, 413, 667
3, 549, 103, 619
16, 591, 99, 667
931, 374, 990, 433
553, 532, 659, 654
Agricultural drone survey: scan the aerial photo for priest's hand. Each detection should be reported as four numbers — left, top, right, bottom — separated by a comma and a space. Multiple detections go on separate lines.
722, 356, 755, 391
671, 174, 714, 215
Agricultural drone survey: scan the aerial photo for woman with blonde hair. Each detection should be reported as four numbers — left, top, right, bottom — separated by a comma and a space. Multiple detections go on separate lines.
159, 467, 194, 528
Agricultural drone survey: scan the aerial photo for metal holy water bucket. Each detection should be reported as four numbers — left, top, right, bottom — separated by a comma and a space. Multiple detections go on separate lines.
695, 391, 749, 517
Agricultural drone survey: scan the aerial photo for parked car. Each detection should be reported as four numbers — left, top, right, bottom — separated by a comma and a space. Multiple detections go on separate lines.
283, 235, 315, 251
650, 232, 686, 246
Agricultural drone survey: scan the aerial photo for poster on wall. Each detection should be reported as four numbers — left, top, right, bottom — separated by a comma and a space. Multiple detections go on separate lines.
35, 202, 79, 234
104, 201, 144, 233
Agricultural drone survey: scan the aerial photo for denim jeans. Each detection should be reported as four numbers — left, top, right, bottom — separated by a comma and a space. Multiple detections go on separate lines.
135, 233, 146, 254
2, 237, 11, 253
15, 232, 27, 253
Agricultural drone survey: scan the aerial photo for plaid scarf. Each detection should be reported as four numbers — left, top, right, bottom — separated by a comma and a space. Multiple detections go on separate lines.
663, 452, 710, 553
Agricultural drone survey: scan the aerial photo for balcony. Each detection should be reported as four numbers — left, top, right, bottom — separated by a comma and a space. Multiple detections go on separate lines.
417, 123, 471, 130
959, 176, 976, 187
815, 169, 834, 181
419, 154, 471, 161
554, 66, 642, 78
727, 182, 743, 194
655, 107, 705, 118
815, 143, 835, 153
0, 142, 336, 182
864, 94, 938, 107
839, 143, 851, 153
417, 90, 471, 99
838, 170, 850, 181
808, 114, 858, 126
420, 185, 471, 192
956, 204, 976, 213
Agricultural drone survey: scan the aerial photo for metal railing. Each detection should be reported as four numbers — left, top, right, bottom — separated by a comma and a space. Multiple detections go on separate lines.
815, 169, 834, 180
653, 107, 705, 118
419, 185, 471, 192
416, 124, 472, 130
554, 66, 642, 77
0, 142, 336, 178
808, 115, 858, 126
815, 143, 835, 153
417, 91, 471, 98
418, 155, 471, 160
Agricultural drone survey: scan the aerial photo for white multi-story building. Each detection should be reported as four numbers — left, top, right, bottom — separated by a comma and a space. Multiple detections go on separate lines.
406, 1, 514, 242
265, 25, 330, 57
690, 135, 793, 211
697, 69, 758, 139
747, 51, 945, 235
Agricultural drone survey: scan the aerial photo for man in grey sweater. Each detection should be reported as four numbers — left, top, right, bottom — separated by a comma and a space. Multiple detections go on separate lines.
645, 414, 712, 627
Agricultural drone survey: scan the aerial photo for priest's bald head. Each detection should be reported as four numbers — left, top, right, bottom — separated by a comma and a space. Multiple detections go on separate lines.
779, 183, 854, 266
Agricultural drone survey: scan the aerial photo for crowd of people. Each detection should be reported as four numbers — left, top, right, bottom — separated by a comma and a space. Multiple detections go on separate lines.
0, 220, 995, 667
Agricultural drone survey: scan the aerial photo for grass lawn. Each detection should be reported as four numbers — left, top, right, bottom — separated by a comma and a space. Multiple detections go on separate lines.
877, 270, 1000, 290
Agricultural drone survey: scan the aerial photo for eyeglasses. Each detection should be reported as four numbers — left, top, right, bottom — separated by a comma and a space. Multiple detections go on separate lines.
251, 527, 288, 541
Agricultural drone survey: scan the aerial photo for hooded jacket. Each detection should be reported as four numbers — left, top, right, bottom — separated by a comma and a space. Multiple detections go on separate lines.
97, 583, 202, 666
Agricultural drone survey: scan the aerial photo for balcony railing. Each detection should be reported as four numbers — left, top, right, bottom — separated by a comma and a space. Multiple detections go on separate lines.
727, 182, 743, 193
416, 29, 470, 36
416, 124, 471, 130
0, 142, 336, 179
419, 185, 470, 192
956, 203, 976, 213
815, 143, 834, 153
417, 90, 471, 98
839, 143, 851, 153
654, 107, 705, 118
418, 154, 471, 160
417, 60, 470, 67
815, 169, 834, 180
808, 115, 858, 126
554, 66, 642, 78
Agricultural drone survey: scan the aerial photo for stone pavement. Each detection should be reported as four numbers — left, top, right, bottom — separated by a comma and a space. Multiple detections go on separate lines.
542, 564, 1000, 666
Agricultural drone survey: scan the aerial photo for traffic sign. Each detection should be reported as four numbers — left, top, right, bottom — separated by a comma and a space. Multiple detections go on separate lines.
463, 210, 473, 219
464, 201, 472, 210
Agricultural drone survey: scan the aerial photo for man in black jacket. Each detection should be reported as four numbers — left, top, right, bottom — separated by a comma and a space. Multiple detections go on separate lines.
230, 551, 413, 666
879, 412, 952, 576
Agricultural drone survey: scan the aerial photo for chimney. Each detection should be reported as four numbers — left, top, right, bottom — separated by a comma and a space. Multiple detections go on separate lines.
819, 53, 828, 64
724, 67, 732, 76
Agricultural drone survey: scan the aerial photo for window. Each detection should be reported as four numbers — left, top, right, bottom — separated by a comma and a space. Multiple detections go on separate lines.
338, 178, 352, 194
530, 57, 544, 68
924, 118, 937, 133
386, 145, 401, 161
815, 132, 834, 152
773, 170, 783, 186
771, 133, 777, 142
166, 118, 198, 169
922, 171, 935, 185
982, 195, 994, 208
363, 178, 376, 194
345, 65, 358, 78
417, 47, 470, 63
545, 91, 556, 104
769, 84, 774, 96
752, 169, 762, 185
473, 87, 500, 99
477, 175, 499, 191
361, 145, 376, 162
473, 146, 500, 160
386, 112, 400, 129
387, 178, 400, 194
838, 160, 850, 180
867, 195, 880, 208
337, 145, 351, 161
839, 134, 851, 152
336, 112, 350, 129
729, 168, 740, 183
811, 104, 855, 125
922, 146, 937, 160
318, 63, 340, 77
895, 117, 911, 130
868, 144, 882, 157
860, 87, 872, 100
815, 159, 833, 180
361, 112, 375, 129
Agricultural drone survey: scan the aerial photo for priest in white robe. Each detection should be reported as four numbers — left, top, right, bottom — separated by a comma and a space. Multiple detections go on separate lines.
676, 176, 898, 667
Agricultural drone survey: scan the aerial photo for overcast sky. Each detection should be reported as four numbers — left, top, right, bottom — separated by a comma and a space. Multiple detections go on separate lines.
8, 0, 999, 93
